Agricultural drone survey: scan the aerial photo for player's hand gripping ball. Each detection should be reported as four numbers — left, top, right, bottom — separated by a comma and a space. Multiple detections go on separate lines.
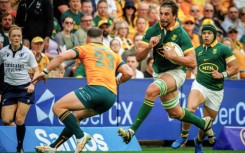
162, 42, 184, 64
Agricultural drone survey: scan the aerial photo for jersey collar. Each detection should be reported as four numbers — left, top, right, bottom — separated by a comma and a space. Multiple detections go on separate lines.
202, 40, 218, 48
9, 44, 23, 52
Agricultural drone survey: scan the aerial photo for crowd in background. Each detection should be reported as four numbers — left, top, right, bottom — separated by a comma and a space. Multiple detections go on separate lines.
0, 0, 245, 79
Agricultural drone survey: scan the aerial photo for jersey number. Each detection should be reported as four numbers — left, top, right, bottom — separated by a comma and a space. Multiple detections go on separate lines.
94, 52, 114, 70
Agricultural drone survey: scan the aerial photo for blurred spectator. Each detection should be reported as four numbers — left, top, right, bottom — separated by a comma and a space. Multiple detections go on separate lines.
221, 5, 245, 40
114, 20, 134, 56
210, 0, 225, 23
94, 0, 116, 15
81, 0, 93, 15
75, 13, 93, 46
125, 54, 144, 78
49, 64, 65, 78
122, 33, 143, 61
31, 36, 49, 72
202, 3, 226, 35
93, 0, 113, 27
180, 0, 194, 16
98, 19, 113, 47
182, 16, 200, 48
137, 1, 149, 19
61, 0, 82, 33
190, 4, 202, 35
114, 0, 123, 18
52, 17, 61, 38
44, 38, 59, 60
227, 25, 243, 51
233, 0, 245, 9
117, 54, 144, 79
143, 56, 153, 78
15, 0, 53, 43
216, 28, 224, 42
0, 13, 13, 47
9, 0, 19, 11
53, 0, 69, 26
147, 5, 159, 27
122, 0, 137, 42
22, 39, 30, 49
110, 39, 121, 54
55, 16, 79, 77
222, 37, 245, 79
239, 7, 245, 26
135, 17, 147, 37
0, 0, 16, 18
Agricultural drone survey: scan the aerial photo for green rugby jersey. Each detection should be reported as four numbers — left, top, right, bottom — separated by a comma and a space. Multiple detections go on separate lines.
142, 22, 194, 73
195, 40, 236, 91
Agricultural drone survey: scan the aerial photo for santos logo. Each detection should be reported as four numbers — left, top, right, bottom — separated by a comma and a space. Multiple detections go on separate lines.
35, 129, 108, 151
35, 89, 55, 124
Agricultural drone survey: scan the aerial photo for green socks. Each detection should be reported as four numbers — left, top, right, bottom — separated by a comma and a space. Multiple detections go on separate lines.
131, 99, 154, 132
59, 111, 84, 139
50, 127, 72, 148
180, 108, 205, 130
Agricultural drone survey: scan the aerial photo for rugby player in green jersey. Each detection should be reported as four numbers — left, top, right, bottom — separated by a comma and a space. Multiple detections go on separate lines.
118, 0, 217, 147
171, 24, 238, 153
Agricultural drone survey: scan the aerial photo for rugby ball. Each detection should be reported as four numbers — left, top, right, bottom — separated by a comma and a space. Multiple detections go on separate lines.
164, 42, 184, 64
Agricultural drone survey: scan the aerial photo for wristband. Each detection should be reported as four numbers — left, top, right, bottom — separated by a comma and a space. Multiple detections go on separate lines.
43, 68, 49, 75
116, 77, 121, 84
222, 71, 229, 78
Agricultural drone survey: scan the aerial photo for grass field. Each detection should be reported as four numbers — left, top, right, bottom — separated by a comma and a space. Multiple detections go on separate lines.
20, 147, 244, 153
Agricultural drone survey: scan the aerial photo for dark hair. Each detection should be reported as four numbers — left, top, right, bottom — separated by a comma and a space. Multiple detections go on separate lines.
80, 13, 92, 19
160, 0, 179, 18
1, 13, 14, 23
81, 0, 92, 4
97, 0, 107, 8
110, 39, 120, 46
87, 27, 102, 38
62, 16, 74, 23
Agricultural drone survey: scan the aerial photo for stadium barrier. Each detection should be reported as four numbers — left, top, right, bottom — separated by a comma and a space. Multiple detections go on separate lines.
0, 78, 244, 150
213, 126, 245, 150
0, 126, 141, 152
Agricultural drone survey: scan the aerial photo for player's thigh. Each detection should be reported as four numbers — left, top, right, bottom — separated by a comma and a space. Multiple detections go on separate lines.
187, 89, 205, 112
54, 91, 85, 111
203, 105, 218, 120
158, 73, 177, 93
15, 102, 32, 124
1, 104, 17, 123
74, 109, 98, 122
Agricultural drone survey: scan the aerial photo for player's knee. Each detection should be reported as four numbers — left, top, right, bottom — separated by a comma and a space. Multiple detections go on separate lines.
187, 107, 196, 114
168, 111, 182, 119
145, 85, 159, 99
152, 79, 167, 96
2, 118, 14, 125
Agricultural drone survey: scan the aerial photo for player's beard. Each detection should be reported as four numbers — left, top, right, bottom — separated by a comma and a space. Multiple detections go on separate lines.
160, 20, 171, 29
2, 25, 10, 31
103, 31, 109, 37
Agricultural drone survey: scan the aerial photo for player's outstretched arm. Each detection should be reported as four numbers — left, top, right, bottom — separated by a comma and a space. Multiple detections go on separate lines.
116, 64, 134, 85
32, 49, 77, 83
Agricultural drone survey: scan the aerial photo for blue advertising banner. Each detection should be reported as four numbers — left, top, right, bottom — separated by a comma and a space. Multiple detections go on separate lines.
213, 126, 245, 150
0, 78, 244, 141
0, 126, 141, 152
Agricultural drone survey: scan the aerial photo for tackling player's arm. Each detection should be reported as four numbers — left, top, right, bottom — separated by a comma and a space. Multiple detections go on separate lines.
45, 49, 77, 73
32, 49, 77, 83
116, 63, 133, 85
